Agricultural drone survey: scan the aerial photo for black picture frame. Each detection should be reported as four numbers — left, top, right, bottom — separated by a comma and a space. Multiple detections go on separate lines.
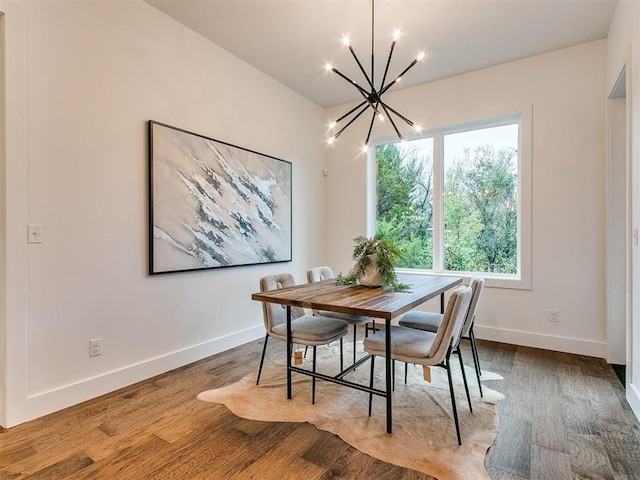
148, 121, 292, 275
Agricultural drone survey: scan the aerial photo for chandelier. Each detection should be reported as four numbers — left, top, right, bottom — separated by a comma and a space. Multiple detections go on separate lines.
326, 0, 424, 146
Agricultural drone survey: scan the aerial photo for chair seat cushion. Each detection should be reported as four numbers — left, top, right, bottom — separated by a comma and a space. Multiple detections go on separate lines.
271, 314, 349, 345
398, 311, 443, 333
363, 325, 436, 362
316, 310, 372, 325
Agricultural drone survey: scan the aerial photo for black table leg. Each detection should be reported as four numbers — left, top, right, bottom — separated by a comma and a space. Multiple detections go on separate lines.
440, 292, 445, 314
385, 318, 392, 434
286, 305, 292, 400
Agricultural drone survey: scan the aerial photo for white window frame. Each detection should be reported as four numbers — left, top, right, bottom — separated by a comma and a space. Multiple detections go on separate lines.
366, 109, 532, 290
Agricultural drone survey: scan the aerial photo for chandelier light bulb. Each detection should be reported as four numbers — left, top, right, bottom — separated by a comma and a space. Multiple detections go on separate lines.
377, 113, 385, 121
327, 137, 335, 145
413, 124, 422, 132
342, 35, 351, 47
417, 51, 426, 61
328, 121, 337, 129
393, 29, 401, 41
325, 63, 333, 72
395, 76, 402, 83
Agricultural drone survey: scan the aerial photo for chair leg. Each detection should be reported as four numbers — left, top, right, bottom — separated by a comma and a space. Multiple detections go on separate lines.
340, 338, 344, 372
404, 362, 408, 384
392, 360, 396, 391
304, 345, 309, 359
457, 347, 473, 412
469, 328, 483, 398
353, 324, 357, 366
256, 334, 269, 385
312, 346, 317, 404
445, 353, 462, 445
368, 355, 375, 416
469, 327, 482, 375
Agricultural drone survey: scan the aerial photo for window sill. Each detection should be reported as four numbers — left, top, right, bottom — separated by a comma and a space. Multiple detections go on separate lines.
395, 268, 531, 291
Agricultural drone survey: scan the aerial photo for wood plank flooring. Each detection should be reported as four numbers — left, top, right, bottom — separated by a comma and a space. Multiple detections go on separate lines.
1, 338, 639, 479
481, 343, 640, 479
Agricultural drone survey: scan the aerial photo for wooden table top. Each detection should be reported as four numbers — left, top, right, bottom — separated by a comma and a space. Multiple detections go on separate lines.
251, 273, 463, 320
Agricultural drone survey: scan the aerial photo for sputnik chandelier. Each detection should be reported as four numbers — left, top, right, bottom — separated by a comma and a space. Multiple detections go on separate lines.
325, 0, 424, 146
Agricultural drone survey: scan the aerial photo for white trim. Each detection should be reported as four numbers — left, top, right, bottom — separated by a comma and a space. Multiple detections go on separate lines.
25, 326, 264, 422
516, 104, 533, 290
627, 382, 640, 420
365, 147, 376, 237
474, 325, 607, 358
433, 132, 444, 272
629, 42, 637, 422
605, 67, 628, 365
0, 0, 28, 428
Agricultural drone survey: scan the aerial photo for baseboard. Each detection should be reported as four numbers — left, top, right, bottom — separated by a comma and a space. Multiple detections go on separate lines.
473, 325, 606, 358
25, 325, 264, 422
627, 382, 640, 422
22, 324, 610, 422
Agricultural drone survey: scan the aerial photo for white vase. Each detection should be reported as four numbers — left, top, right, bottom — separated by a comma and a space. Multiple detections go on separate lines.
356, 255, 383, 287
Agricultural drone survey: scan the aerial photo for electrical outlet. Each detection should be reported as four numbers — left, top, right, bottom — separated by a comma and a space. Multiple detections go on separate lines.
27, 224, 42, 244
549, 309, 560, 323
90, 338, 102, 357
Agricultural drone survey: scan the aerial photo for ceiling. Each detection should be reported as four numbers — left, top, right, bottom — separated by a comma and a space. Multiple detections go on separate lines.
146, 0, 618, 108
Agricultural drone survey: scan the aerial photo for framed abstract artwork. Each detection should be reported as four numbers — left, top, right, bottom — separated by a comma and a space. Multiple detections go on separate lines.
148, 121, 292, 275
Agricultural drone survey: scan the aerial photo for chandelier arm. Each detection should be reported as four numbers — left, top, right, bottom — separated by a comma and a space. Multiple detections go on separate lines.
333, 68, 384, 116
336, 72, 383, 115
365, 109, 377, 146
379, 102, 403, 140
347, 45, 376, 92
380, 58, 419, 96
378, 100, 414, 127
333, 104, 371, 139
379, 40, 396, 91
335, 100, 368, 124
360, 96, 383, 117
330, 67, 371, 98
341, 79, 382, 115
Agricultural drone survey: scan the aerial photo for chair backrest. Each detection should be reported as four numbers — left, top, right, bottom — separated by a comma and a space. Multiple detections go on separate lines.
307, 266, 336, 283
306, 267, 336, 316
460, 276, 485, 337
260, 274, 305, 333
427, 285, 472, 362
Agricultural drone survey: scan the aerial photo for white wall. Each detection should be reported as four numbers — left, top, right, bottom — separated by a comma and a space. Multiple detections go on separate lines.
606, 0, 640, 420
1, 0, 325, 426
324, 40, 607, 358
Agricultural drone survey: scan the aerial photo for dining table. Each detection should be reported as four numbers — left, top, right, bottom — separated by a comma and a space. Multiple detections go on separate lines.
251, 272, 463, 434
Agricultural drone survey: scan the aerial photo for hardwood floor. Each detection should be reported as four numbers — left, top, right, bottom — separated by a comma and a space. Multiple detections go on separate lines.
1, 339, 639, 479
482, 342, 640, 479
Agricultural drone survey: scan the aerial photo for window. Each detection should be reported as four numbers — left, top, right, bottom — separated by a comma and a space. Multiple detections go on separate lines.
368, 113, 531, 289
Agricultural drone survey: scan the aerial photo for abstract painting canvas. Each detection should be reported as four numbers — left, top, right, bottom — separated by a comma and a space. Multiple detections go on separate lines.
148, 121, 292, 274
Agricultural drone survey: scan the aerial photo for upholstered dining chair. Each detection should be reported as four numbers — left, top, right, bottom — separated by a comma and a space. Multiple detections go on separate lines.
307, 266, 374, 366
399, 276, 485, 396
363, 284, 473, 445
257, 273, 349, 404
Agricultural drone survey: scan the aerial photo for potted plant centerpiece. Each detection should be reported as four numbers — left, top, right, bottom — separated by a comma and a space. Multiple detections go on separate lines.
337, 234, 407, 291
